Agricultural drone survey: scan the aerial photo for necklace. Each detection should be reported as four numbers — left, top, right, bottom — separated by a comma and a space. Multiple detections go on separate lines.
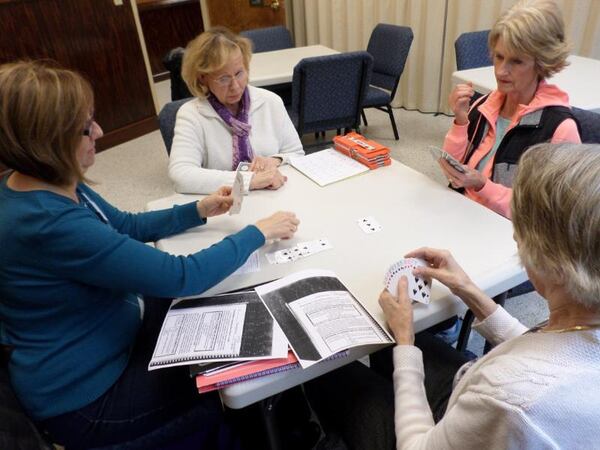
528, 321, 600, 334
540, 324, 600, 334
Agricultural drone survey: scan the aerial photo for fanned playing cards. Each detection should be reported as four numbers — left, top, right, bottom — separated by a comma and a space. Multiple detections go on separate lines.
384, 257, 431, 304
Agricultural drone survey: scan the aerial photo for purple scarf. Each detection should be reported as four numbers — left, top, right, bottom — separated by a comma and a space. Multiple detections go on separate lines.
207, 88, 254, 170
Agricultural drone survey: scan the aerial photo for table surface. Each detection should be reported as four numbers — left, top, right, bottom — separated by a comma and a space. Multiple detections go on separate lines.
452, 55, 600, 112
147, 159, 526, 408
249, 45, 339, 87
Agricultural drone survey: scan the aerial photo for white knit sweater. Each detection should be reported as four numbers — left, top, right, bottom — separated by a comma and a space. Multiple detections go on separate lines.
393, 306, 600, 449
168, 86, 304, 194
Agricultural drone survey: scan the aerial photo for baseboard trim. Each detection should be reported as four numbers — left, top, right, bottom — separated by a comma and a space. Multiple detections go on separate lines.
97, 116, 159, 152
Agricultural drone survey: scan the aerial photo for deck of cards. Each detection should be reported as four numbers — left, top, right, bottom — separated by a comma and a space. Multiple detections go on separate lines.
229, 162, 251, 215
265, 238, 333, 264
384, 257, 431, 304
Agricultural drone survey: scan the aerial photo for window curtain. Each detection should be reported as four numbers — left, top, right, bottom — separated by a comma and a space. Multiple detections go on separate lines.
291, 0, 600, 114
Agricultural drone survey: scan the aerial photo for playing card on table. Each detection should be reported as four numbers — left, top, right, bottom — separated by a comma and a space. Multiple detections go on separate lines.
265, 238, 333, 264
384, 257, 431, 304
356, 216, 382, 234
229, 170, 244, 215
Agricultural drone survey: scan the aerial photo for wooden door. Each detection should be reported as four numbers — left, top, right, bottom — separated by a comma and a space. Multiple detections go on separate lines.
137, 0, 204, 81
205, 0, 286, 33
0, 0, 157, 152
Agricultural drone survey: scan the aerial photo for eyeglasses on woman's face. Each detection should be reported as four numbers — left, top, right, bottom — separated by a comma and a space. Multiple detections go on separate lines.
82, 115, 95, 137
211, 69, 247, 88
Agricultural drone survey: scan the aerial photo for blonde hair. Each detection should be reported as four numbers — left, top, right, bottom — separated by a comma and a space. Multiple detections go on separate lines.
182, 27, 252, 98
0, 61, 93, 185
489, 0, 570, 79
512, 143, 600, 308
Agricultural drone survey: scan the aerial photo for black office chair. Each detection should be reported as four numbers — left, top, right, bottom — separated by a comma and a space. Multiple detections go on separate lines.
240, 25, 294, 53
163, 47, 192, 102
158, 98, 193, 155
240, 25, 295, 106
454, 30, 492, 71
361, 24, 413, 140
454, 30, 492, 106
287, 51, 373, 142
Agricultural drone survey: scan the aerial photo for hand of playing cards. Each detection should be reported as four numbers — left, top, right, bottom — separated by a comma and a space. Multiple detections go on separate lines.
384, 258, 431, 304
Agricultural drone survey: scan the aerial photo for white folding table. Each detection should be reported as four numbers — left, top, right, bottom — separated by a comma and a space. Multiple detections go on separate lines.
452, 55, 600, 112
147, 160, 525, 408
249, 45, 339, 87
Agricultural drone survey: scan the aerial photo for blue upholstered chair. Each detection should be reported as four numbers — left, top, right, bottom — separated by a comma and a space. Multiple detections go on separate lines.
158, 98, 193, 155
454, 30, 492, 71
288, 51, 373, 138
361, 24, 413, 140
240, 25, 293, 53
572, 107, 600, 143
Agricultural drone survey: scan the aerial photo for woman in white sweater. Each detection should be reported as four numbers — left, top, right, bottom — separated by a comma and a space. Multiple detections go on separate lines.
308, 142, 600, 449
168, 27, 304, 194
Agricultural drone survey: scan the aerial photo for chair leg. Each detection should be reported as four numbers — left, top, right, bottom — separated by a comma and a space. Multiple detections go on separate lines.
387, 105, 399, 140
456, 310, 475, 353
336, 128, 342, 135
361, 109, 368, 126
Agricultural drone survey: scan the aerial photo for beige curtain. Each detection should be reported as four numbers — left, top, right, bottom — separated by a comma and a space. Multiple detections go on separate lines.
291, 0, 600, 114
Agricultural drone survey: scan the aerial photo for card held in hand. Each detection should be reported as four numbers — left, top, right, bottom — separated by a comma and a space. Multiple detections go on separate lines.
229, 170, 244, 215
384, 257, 431, 304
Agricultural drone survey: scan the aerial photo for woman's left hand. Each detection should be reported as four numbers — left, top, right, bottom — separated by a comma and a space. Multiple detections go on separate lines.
439, 158, 486, 191
250, 156, 281, 172
197, 186, 233, 218
378, 276, 415, 345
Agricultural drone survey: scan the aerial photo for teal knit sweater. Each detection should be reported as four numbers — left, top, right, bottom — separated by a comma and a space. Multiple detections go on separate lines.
0, 179, 264, 419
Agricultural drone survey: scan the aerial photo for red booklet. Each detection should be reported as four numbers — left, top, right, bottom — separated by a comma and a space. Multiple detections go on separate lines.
196, 351, 299, 393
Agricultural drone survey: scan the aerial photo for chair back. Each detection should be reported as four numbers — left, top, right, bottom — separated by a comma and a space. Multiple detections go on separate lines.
366, 24, 413, 98
572, 107, 600, 143
454, 30, 492, 70
240, 26, 293, 53
158, 98, 193, 155
290, 51, 373, 135
163, 47, 192, 101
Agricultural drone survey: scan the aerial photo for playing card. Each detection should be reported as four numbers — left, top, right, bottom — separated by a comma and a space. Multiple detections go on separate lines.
384, 257, 431, 304
229, 170, 244, 215
357, 216, 382, 234
236, 161, 252, 172
265, 238, 333, 265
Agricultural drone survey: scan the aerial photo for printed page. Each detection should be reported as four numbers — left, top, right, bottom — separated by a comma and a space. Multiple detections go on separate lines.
287, 291, 387, 354
290, 148, 369, 186
231, 250, 260, 275
150, 303, 246, 369
256, 269, 393, 368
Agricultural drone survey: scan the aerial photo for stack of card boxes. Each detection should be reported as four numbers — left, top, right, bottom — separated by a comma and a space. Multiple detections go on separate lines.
332, 132, 391, 169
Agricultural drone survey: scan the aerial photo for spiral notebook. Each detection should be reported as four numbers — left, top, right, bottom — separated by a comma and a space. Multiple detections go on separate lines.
195, 350, 348, 393
148, 291, 288, 370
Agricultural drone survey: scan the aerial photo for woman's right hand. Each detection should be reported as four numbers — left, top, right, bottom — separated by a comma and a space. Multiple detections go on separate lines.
255, 211, 299, 240
448, 82, 474, 126
405, 247, 474, 296
250, 169, 287, 190
405, 247, 498, 320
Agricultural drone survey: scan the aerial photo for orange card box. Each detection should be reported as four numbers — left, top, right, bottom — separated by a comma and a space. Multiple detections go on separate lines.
333, 132, 390, 169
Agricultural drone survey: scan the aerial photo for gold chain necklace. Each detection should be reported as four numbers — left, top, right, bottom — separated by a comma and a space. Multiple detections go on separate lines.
540, 324, 600, 333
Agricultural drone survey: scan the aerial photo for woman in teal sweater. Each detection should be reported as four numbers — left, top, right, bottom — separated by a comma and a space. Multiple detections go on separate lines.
0, 61, 299, 449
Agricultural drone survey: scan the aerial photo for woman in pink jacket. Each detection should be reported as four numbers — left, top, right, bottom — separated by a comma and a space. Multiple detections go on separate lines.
442, 0, 580, 219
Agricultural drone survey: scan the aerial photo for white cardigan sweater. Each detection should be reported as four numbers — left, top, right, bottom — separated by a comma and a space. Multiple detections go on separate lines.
393, 306, 600, 449
168, 86, 304, 194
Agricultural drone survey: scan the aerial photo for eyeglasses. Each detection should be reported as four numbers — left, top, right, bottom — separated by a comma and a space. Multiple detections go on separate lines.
82, 116, 95, 137
211, 69, 247, 88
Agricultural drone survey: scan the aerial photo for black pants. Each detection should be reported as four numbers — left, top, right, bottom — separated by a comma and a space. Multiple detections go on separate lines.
305, 332, 471, 450
40, 299, 241, 450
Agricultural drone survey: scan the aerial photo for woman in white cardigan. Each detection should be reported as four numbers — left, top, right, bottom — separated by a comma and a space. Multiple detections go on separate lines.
169, 27, 304, 194
307, 142, 600, 449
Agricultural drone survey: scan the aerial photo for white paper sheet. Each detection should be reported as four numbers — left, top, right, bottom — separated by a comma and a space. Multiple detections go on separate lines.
290, 148, 369, 186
